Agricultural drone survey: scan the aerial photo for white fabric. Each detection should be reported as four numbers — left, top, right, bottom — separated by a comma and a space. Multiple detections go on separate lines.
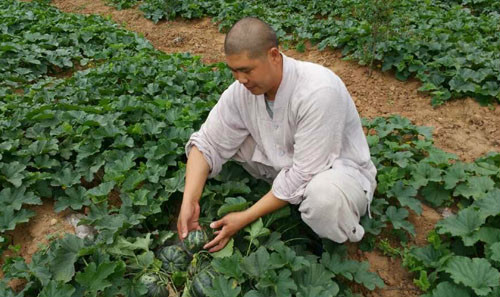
301, 169, 367, 242
186, 53, 377, 207
234, 136, 368, 243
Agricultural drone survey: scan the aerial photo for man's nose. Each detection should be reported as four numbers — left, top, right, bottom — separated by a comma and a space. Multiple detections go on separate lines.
235, 72, 248, 84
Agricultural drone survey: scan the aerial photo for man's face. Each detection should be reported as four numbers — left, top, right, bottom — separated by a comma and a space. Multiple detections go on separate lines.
226, 49, 281, 96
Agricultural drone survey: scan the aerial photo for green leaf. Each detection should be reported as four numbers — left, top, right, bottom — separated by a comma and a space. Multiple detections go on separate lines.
436, 208, 485, 246
444, 256, 500, 296
0, 187, 42, 210
423, 281, 471, 297
424, 149, 457, 166
88, 181, 115, 197
472, 189, 500, 220
352, 261, 385, 290
241, 247, 271, 278
204, 276, 241, 297
54, 186, 90, 212
50, 167, 82, 188
454, 176, 495, 200
421, 182, 451, 207
0, 161, 26, 187
244, 218, 270, 246
39, 280, 76, 297
0, 208, 36, 232
443, 163, 468, 189
212, 238, 234, 258
411, 163, 442, 188
269, 243, 308, 271
75, 261, 119, 293
293, 262, 339, 297
136, 251, 155, 269
257, 269, 297, 297
385, 206, 415, 236
212, 253, 244, 282
413, 270, 431, 292
487, 242, 500, 264
107, 234, 151, 257
387, 181, 421, 214
217, 197, 250, 217
321, 252, 359, 280
49, 234, 85, 282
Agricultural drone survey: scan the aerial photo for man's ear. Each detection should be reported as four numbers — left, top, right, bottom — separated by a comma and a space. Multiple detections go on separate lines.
268, 47, 281, 63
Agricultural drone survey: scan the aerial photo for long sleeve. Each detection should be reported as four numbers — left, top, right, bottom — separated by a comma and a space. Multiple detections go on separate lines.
271, 86, 349, 204
185, 86, 249, 178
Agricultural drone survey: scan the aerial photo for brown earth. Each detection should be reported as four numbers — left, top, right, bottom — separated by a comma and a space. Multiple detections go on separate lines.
4, 0, 499, 296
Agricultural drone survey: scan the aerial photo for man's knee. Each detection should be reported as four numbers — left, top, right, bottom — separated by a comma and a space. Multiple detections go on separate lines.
303, 172, 343, 214
300, 169, 367, 243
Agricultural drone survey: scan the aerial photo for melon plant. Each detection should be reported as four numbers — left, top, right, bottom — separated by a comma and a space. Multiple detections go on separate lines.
183, 230, 208, 254
158, 245, 190, 273
189, 269, 216, 297
140, 273, 170, 297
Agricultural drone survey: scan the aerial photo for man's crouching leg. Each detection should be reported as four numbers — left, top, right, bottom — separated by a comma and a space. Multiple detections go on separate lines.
299, 169, 368, 243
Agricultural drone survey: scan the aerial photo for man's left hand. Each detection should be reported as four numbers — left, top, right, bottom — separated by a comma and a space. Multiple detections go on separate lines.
204, 211, 251, 252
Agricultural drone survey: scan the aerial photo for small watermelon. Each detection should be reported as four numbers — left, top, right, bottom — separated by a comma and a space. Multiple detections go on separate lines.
158, 245, 190, 273
190, 269, 216, 297
183, 230, 208, 254
139, 273, 169, 297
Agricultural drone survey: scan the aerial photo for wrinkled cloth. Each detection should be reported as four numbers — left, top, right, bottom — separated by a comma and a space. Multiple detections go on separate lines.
300, 169, 367, 242
186, 54, 377, 206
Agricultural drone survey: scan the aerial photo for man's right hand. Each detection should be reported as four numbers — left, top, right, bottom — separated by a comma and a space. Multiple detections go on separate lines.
177, 199, 202, 240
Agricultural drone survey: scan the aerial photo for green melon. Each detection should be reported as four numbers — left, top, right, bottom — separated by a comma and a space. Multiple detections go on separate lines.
183, 230, 208, 254
158, 245, 190, 273
190, 269, 216, 297
139, 273, 169, 297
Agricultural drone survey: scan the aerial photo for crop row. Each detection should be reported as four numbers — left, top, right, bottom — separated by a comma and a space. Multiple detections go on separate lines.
133, 0, 500, 105
0, 1, 499, 297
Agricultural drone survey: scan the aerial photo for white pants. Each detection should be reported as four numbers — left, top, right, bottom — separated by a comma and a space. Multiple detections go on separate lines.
233, 136, 368, 243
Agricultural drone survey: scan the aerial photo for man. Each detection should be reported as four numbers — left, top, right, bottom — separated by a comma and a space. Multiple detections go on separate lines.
177, 17, 376, 252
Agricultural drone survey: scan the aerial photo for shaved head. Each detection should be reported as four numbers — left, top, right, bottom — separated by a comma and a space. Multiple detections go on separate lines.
224, 17, 279, 58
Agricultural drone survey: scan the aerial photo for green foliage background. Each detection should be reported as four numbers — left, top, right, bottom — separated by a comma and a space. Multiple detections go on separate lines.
0, 1, 499, 297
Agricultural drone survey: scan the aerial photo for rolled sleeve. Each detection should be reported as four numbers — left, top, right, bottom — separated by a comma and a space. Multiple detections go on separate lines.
271, 86, 348, 204
185, 86, 249, 178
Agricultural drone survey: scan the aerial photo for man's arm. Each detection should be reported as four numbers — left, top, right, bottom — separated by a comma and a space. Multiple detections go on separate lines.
203, 189, 288, 252
177, 146, 210, 239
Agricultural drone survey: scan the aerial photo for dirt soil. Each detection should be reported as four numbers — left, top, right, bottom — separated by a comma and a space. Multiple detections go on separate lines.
4, 0, 499, 296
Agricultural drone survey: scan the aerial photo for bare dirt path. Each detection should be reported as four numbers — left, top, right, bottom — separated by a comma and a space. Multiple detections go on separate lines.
5, 1, 498, 296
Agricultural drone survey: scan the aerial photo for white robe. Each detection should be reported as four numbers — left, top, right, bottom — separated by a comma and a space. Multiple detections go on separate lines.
186, 54, 377, 207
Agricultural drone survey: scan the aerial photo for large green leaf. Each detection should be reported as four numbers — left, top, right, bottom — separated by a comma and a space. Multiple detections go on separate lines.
39, 280, 76, 297
436, 208, 485, 246
444, 256, 500, 296
384, 206, 415, 236
217, 197, 250, 217
0, 186, 41, 210
204, 276, 241, 297
75, 261, 120, 294
0, 161, 26, 187
386, 181, 421, 214
54, 186, 90, 212
422, 281, 471, 297
472, 189, 500, 220
453, 176, 495, 200
212, 252, 244, 282
257, 269, 297, 297
0, 208, 36, 232
49, 235, 85, 283
241, 247, 271, 278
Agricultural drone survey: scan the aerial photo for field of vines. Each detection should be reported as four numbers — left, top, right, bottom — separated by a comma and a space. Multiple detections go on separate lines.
1, 0, 499, 297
